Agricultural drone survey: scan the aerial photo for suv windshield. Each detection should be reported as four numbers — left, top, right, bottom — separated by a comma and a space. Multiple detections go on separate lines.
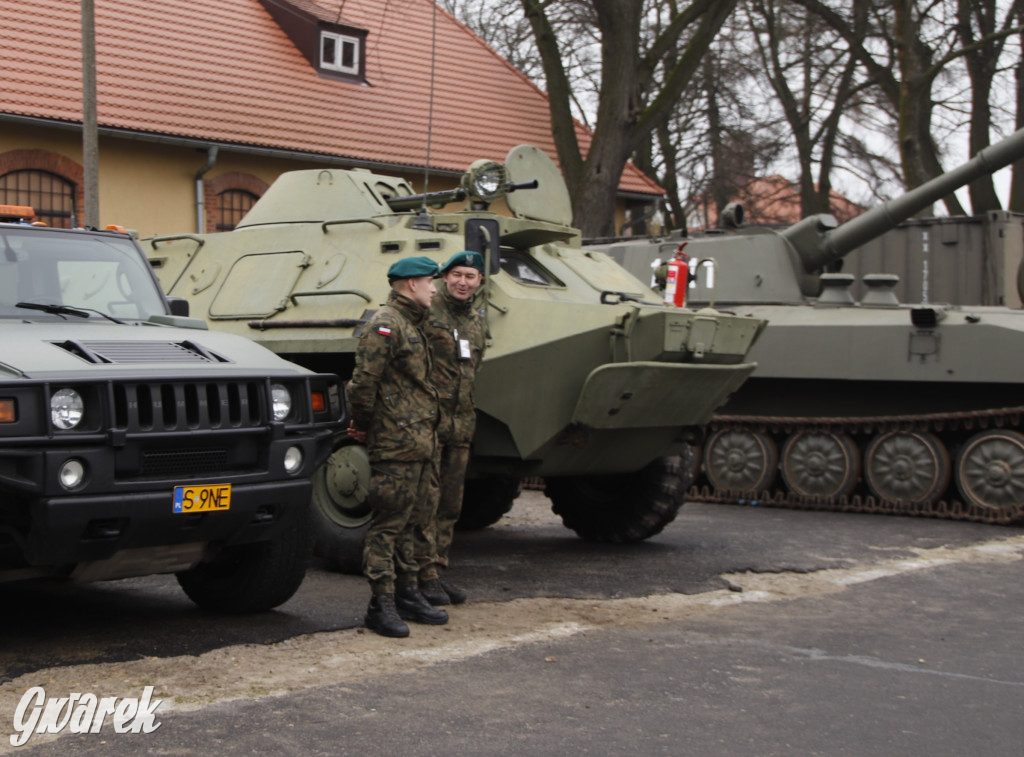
0, 227, 166, 321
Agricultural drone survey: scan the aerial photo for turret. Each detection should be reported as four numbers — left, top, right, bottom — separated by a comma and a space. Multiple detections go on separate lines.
785, 126, 1024, 274
592, 127, 1024, 307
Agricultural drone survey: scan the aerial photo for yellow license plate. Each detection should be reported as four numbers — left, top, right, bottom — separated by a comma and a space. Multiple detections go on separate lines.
173, 483, 231, 513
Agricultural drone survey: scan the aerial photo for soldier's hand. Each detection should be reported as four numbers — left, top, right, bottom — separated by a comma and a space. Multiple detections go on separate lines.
346, 422, 367, 443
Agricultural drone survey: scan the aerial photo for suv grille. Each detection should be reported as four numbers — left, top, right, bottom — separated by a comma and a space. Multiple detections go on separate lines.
112, 381, 264, 432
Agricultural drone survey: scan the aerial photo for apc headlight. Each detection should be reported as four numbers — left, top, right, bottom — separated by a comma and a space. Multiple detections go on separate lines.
51, 388, 84, 430
464, 160, 507, 202
271, 383, 292, 421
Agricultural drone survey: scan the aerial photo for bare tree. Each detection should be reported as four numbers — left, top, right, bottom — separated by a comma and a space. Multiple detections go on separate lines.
519, 0, 739, 237
445, 0, 1022, 225
1015, 6, 1024, 210
791, 0, 1023, 214
744, 0, 871, 216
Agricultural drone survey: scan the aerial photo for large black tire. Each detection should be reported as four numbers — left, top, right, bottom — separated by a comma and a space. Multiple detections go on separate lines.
310, 438, 372, 575
455, 476, 522, 531
176, 507, 312, 613
544, 451, 693, 543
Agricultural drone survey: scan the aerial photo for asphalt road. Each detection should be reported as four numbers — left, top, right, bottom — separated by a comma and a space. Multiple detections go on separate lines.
1, 492, 1022, 756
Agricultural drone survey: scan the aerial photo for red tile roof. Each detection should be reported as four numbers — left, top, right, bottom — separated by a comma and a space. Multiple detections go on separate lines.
1, 0, 662, 195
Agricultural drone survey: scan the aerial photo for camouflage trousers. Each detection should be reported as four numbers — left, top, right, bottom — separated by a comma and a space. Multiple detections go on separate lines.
363, 459, 439, 594
416, 444, 470, 582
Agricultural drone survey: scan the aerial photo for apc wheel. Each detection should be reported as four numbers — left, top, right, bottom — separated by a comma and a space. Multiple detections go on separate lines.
456, 476, 522, 531
704, 428, 778, 495
544, 452, 692, 543
781, 430, 860, 499
864, 431, 950, 507
176, 506, 312, 613
311, 438, 371, 574
954, 430, 1024, 512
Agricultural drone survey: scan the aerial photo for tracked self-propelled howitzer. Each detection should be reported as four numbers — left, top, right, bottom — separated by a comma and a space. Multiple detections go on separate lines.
143, 146, 765, 570
593, 128, 1024, 524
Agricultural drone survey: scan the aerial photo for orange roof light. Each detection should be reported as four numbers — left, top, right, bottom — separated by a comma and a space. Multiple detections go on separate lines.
0, 205, 35, 220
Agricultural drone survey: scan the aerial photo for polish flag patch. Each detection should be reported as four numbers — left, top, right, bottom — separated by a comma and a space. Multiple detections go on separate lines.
377, 326, 392, 336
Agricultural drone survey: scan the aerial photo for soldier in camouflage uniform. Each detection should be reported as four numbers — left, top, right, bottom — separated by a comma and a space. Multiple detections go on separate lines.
418, 251, 488, 606
346, 256, 449, 638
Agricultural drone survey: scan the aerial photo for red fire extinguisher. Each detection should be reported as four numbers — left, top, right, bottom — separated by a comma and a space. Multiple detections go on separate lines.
664, 242, 690, 307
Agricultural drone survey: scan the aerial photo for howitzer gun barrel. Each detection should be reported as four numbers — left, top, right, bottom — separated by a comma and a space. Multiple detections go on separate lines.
788, 126, 1024, 273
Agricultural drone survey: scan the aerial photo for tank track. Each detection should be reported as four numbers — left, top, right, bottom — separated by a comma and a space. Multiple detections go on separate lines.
689, 405, 1024, 525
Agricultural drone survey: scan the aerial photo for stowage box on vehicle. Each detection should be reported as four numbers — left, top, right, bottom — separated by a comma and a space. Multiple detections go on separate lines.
0, 221, 345, 612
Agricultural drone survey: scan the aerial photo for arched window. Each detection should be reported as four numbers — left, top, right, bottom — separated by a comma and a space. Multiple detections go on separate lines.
217, 189, 259, 231
0, 170, 76, 227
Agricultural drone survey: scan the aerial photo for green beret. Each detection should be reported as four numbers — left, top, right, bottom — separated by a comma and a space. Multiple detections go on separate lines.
441, 250, 485, 275
387, 256, 440, 282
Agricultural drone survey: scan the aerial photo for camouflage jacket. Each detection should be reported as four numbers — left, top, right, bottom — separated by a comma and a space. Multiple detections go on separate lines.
347, 291, 439, 462
426, 287, 487, 447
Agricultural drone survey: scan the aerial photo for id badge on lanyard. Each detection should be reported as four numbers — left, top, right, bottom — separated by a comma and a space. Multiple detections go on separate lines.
455, 328, 471, 360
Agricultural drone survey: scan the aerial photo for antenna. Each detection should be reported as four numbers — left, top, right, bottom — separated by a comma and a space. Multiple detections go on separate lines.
413, 0, 439, 230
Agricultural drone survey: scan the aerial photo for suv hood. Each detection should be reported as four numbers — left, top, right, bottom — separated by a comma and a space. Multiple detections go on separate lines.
1, 321, 310, 379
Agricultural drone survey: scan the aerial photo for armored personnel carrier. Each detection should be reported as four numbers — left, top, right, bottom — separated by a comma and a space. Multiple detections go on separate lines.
593, 128, 1024, 524
143, 145, 765, 570
0, 221, 344, 610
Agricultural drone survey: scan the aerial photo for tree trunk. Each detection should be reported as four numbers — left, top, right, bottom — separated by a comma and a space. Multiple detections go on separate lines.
959, 0, 1003, 213
1014, 16, 1024, 212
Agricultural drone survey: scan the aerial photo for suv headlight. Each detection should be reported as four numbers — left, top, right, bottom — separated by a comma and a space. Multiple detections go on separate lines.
271, 383, 292, 421
51, 388, 84, 430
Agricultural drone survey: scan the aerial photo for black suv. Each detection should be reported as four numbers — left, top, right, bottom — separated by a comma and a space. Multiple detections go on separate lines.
0, 222, 345, 611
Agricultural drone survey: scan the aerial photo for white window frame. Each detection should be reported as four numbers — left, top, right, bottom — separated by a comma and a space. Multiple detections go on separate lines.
320, 31, 360, 75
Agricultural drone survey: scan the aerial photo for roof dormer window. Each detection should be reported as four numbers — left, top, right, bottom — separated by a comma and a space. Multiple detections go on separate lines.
260, 0, 368, 83
321, 31, 360, 76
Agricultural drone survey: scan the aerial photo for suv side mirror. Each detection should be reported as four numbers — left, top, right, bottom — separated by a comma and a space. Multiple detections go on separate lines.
167, 297, 190, 317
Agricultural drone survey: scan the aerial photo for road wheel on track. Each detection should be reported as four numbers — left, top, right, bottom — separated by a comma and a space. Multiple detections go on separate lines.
704, 427, 778, 496
954, 429, 1024, 512
456, 476, 522, 531
864, 431, 950, 507
311, 438, 371, 574
780, 430, 860, 499
544, 451, 692, 543
176, 506, 312, 613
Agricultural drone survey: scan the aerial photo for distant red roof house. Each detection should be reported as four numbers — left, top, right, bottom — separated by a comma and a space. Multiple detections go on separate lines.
696, 175, 865, 230
0, 0, 661, 195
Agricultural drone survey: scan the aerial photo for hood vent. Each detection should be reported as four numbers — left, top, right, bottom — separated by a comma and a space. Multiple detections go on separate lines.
53, 340, 228, 364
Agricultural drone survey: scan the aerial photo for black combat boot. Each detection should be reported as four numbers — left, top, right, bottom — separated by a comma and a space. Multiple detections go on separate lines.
419, 577, 451, 606
364, 593, 410, 638
438, 575, 467, 605
395, 582, 449, 625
